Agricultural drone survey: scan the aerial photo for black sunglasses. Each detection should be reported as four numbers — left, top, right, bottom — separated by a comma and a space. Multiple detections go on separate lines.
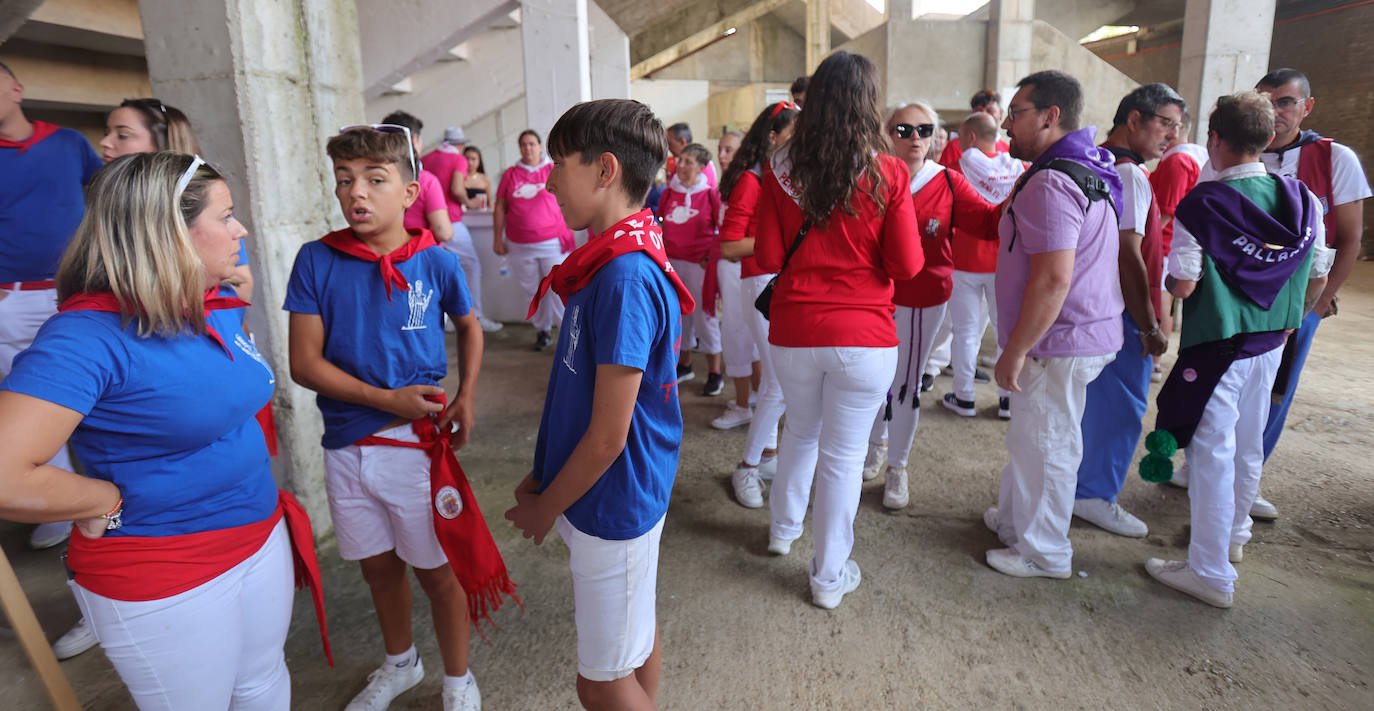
892, 123, 935, 140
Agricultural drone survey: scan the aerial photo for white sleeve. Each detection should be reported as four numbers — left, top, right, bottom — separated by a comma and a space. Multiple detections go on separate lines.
1307, 189, 1334, 278
1167, 218, 1203, 280
1115, 164, 1151, 233
1330, 142, 1373, 206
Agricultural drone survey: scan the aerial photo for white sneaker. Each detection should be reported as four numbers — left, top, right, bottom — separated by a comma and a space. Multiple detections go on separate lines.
986, 548, 1070, 579
731, 465, 765, 509
982, 506, 1014, 546
1165, 462, 1190, 489
477, 316, 503, 333
442, 678, 481, 711
345, 657, 425, 711
1229, 543, 1244, 564
980, 355, 997, 368
1145, 558, 1233, 608
30, 521, 71, 550
862, 442, 886, 481
767, 533, 793, 555
52, 618, 97, 660
1250, 495, 1279, 521
711, 402, 753, 430
1072, 498, 1148, 537
882, 467, 909, 510
811, 559, 861, 609
757, 455, 777, 481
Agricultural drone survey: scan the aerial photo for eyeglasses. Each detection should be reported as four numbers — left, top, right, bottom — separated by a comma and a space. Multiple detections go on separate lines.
770, 100, 800, 118
1144, 112, 1184, 131
339, 123, 417, 179
176, 155, 207, 197
1270, 96, 1308, 110
891, 123, 934, 140
1005, 106, 1039, 123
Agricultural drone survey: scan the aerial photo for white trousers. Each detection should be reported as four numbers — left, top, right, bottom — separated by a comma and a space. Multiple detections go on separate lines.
770, 345, 897, 590
949, 270, 1007, 400
0, 288, 73, 472
924, 312, 953, 375
740, 275, 783, 464
716, 259, 759, 378
669, 259, 721, 355
508, 238, 567, 332
868, 304, 947, 470
1187, 347, 1282, 592
442, 221, 486, 319
992, 353, 1114, 572
71, 521, 295, 710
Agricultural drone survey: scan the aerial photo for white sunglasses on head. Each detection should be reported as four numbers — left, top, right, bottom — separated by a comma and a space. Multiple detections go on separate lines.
175, 155, 207, 197
339, 123, 417, 179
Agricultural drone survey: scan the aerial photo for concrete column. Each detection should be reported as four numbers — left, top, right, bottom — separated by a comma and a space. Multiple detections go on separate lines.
588, 0, 630, 100
1178, 0, 1275, 144
889, 0, 914, 22
806, 0, 830, 74
139, 0, 365, 535
985, 0, 1034, 94
522, 0, 591, 140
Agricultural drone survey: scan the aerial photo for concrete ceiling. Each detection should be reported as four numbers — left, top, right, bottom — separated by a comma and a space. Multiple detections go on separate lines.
596, 0, 706, 36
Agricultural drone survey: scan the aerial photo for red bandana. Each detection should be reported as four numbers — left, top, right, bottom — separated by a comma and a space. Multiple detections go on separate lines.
0, 120, 60, 155
528, 209, 696, 319
320, 228, 437, 302
356, 406, 521, 634
59, 288, 250, 358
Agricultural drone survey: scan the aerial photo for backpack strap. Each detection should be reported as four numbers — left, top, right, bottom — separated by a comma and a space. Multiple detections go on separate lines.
1005, 159, 1117, 251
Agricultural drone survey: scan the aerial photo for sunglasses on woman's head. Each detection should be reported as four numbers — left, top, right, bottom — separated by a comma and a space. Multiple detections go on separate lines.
891, 123, 934, 140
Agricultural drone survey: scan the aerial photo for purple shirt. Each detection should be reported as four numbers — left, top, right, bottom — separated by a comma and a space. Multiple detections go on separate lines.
996, 169, 1123, 358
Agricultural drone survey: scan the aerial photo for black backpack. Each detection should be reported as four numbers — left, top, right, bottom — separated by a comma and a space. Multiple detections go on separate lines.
1005, 159, 1117, 251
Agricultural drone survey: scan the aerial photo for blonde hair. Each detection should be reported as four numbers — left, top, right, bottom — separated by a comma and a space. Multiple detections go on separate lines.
887, 101, 940, 132
57, 152, 222, 337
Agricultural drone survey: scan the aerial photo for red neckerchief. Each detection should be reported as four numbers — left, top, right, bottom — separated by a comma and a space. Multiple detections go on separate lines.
320, 228, 437, 302
355, 401, 521, 636
0, 120, 60, 155
59, 288, 249, 359
528, 209, 695, 319
67, 490, 332, 665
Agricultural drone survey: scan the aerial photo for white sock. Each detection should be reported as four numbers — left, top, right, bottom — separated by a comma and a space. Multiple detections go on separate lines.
443, 671, 475, 689
384, 646, 417, 670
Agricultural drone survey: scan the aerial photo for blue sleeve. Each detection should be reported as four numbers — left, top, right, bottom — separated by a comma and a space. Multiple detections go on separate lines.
0, 316, 124, 415
439, 249, 473, 318
591, 274, 664, 371
282, 244, 321, 314
79, 137, 103, 185
236, 249, 250, 267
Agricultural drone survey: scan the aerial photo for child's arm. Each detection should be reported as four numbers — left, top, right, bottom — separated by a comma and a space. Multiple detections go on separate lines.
505, 363, 641, 544
438, 311, 483, 450
288, 312, 444, 420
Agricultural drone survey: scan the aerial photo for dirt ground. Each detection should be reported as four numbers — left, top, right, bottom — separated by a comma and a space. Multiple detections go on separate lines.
4, 265, 1372, 710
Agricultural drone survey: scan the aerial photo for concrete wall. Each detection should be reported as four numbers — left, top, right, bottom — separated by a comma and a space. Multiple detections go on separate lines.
1030, 20, 1139, 141
355, 0, 517, 98
589, 0, 630, 99
708, 82, 792, 136
880, 20, 983, 117
649, 14, 803, 87
631, 77, 714, 164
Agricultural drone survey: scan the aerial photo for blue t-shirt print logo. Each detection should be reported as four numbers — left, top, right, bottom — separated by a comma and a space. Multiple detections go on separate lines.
234, 333, 275, 385
402, 278, 435, 331
562, 304, 581, 374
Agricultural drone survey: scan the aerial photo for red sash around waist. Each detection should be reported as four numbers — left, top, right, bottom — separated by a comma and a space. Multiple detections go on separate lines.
67, 490, 333, 665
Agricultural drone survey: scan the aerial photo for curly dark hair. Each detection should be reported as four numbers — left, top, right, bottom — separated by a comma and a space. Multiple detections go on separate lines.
720, 102, 800, 201
786, 51, 889, 225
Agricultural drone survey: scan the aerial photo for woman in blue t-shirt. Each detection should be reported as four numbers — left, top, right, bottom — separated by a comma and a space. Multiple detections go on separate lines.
0, 152, 324, 710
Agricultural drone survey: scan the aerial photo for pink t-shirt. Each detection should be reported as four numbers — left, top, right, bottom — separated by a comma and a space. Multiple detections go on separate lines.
420, 144, 469, 222
656, 175, 720, 262
496, 159, 572, 245
403, 169, 448, 232
996, 169, 1123, 358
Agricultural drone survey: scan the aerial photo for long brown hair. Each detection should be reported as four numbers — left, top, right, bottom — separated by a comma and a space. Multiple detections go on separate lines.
720, 102, 799, 201
786, 51, 889, 224
118, 98, 202, 155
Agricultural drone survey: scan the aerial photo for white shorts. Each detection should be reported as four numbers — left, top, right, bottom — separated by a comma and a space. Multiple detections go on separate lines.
0, 287, 58, 375
557, 514, 664, 682
323, 423, 448, 569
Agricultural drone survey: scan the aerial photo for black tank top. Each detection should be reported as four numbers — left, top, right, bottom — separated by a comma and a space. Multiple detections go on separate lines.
466, 188, 484, 199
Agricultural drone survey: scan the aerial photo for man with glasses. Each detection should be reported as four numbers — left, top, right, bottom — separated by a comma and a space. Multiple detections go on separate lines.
0, 60, 102, 550
1070, 83, 1186, 540
1248, 68, 1370, 518
983, 71, 1124, 579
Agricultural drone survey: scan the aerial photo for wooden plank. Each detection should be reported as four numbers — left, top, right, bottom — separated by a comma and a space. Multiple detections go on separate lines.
0, 547, 81, 710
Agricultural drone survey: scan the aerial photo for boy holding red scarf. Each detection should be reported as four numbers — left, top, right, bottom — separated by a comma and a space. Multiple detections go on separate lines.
504, 99, 691, 711
286, 127, 512, 711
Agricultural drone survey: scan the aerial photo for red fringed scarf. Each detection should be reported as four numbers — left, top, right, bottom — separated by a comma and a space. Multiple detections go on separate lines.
59, 288, 249, 359
528, 209, 696, 318
355, 408, 520, 634
320, 228, 437, 302
0, 120, 60, 154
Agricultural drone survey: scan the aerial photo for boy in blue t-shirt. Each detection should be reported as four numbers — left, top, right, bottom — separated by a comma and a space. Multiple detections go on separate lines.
504, 99, 688, 710
284, 127, 485, 711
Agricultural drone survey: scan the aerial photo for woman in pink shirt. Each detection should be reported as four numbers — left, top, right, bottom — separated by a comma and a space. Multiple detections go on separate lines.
494, 129, 573, 351
754, 51, 923, 610
656, 143, 724, 396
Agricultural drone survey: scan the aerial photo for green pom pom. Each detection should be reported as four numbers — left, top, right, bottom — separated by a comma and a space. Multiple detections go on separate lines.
1144, 430, 1178, 458
1139, 454, 1174, 483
